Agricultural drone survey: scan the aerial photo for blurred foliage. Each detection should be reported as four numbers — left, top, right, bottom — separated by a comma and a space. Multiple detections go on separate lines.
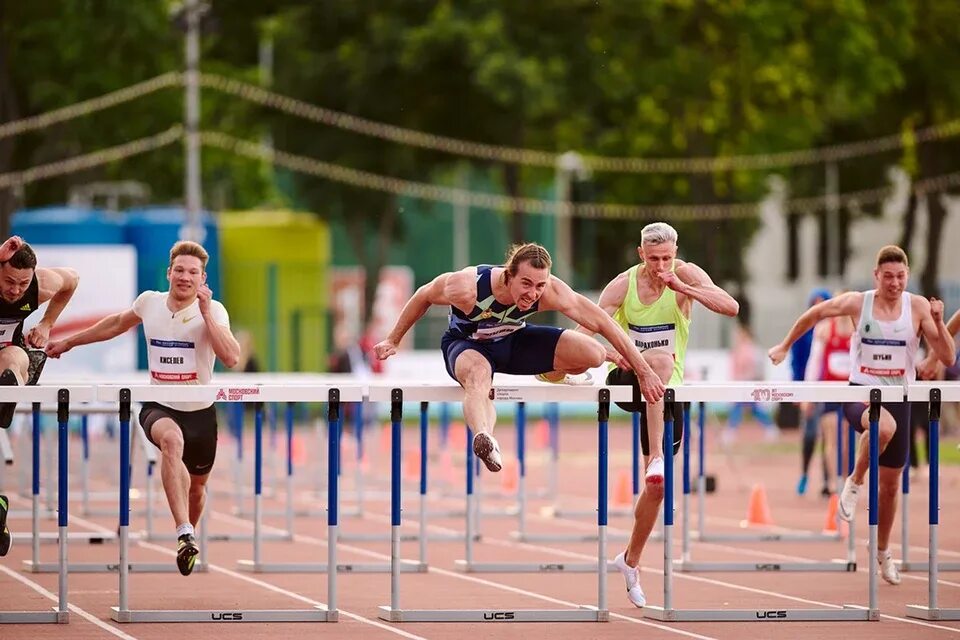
2, 0, 959, 297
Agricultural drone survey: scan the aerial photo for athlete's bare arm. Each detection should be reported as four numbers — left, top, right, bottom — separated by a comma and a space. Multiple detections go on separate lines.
575, 270, 630, 367
769, 292, 863, 365
374, 268, 477, 361
541, 276, 665, 402
45, 308, 142, 358
914, 295, 956, 366
672, 262, 739, 316
27, 267, 80, 348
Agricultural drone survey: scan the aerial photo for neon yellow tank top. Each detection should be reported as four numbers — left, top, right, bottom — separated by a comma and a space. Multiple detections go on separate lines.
611, 264, 690, 385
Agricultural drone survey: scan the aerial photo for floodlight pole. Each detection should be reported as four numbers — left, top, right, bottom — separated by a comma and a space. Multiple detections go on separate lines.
183, 0, 204, 243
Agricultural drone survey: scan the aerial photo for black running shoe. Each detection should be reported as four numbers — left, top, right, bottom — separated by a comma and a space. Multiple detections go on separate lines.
0, 368, 18, 429
26, 349, 47, 386
176, 533, 199, 576
0, 494, 11, 556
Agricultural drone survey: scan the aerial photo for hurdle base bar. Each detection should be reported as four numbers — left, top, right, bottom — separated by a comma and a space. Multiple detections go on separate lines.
12, 531, 115, 544
0, 609, 69, 624
542, 506, 634, 519
377, 605, 608, 623
22, 560, 205, 574
110, 606, 337, 623
674, 559, 856, 573
644, 604, 878, 622
237, 559, 427, 574
140, 530, 291, 543
905, 605, 960, 621
899, 561, 960, 572
455, 559, 616, 574
693, 530, 842, 543
340, 531, 480, 543
511, 531, 631, 543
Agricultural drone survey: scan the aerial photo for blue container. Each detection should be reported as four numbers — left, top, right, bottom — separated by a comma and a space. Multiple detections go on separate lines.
12, 207, 126, 244
124, 207, 221, 368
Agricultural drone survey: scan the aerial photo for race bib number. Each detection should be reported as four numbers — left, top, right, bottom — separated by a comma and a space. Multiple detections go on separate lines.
826, 351, 851, 379
859, 338, 906, 376
470, 322, 524, 341
0, 319, 19, 347
148, 338, 198, 382
628, 322, 676, 355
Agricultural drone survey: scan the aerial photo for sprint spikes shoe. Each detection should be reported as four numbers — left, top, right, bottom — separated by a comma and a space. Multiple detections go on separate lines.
878, 549, 901, 585
472, 432, 502, 473
838, 476, 861, 522
644, 456, 665, 485
176, 533, 199, 576
796, 474, 808, 496
0, 494, 10, 556
0, 368, 18, 429
612, 551, 646, 608
535, 371, 595, 386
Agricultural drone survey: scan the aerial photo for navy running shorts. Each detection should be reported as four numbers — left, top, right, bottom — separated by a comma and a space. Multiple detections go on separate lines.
843, 384, 910, 469
440, 324, 564, 381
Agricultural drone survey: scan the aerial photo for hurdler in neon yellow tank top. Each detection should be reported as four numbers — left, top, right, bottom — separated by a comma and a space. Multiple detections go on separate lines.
611, 263, 690, 385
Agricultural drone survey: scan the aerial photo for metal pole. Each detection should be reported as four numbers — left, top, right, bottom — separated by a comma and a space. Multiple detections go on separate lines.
57, 390, 69, 618
253, 403, 263, 566
454, 164, 470, 269
183, 0, 204, 243
327, 390, 340, 616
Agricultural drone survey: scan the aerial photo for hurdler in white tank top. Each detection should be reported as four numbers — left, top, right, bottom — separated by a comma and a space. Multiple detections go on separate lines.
133, 290, 231, 411
849, 290, 918, 386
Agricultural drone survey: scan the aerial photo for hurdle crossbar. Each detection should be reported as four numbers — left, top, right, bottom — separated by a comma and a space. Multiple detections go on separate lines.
99, 384, 362, 624
646, 384, 900, 623
374, 382, 629, 622
905, 383, 960, 621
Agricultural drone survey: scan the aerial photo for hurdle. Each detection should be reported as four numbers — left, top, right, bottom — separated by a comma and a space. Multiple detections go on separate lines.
1, 385, 94, 625
906, 383, 960, 621
677, 398, 856, 573
101, 384, 358, 624
691, 397, 846, 545
646, 384, 896, 622
376, 382, 627, 623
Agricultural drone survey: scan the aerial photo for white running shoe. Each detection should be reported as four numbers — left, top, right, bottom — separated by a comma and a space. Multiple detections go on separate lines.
535, 371, 595, 386
645, 456, 665, 485
612, 552, 646, 608
878, 549, 901, 585
838, 476, 861, 522
472, 432, 502, 473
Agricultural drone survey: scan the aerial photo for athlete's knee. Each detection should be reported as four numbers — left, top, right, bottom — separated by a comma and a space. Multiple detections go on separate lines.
455, 352, 491, 389
157, 430, 184, 457
188, 480, 206, 501
580, 339, 605, 369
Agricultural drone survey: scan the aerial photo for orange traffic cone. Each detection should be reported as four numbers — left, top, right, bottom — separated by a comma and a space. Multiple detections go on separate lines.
291, 432, 307, 466
822, 493, 848, 536
501, 460, 519, 493
379, 423, 392, 454
535, 418, 550, 448
613, 469, 632, 507
740, 483, 774, 527
403, 450, 421, 482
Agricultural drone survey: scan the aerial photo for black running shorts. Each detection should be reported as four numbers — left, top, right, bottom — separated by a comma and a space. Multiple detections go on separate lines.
139, 402, 218, 476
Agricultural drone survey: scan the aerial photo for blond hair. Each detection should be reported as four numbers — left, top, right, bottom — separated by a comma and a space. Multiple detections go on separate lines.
875, 245, 908, 269
169, 240, 209, 271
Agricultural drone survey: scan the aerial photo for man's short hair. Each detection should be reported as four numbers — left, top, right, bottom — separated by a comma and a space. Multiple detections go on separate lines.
640, 222, 678, 246
875, 245, 908, 269
169, 241, 209, 271
5, 244, 37, 270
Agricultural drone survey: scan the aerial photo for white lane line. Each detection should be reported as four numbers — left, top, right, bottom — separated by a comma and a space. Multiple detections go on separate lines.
0, 563, 140, 640
68, 515, 427, 640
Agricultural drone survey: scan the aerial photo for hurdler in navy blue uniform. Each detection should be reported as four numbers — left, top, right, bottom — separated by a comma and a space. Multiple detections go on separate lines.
372, 242, 666, 474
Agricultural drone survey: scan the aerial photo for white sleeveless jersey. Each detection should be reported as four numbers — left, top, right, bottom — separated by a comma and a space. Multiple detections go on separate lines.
133, 291, 230, 411
849, 290, 918, 386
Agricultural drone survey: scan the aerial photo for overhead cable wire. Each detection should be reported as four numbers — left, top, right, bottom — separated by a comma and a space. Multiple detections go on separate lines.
0, 126, 183, 189
202, 131, 960, 221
